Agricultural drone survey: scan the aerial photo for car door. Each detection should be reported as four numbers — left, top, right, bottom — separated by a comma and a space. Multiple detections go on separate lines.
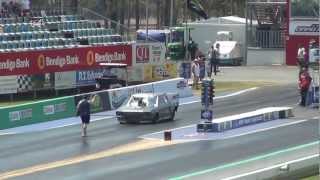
158, 95, 169, 120
158, 95, 171, 120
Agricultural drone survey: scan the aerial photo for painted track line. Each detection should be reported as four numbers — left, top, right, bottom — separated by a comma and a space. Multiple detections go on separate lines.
169, 141, 319, 180
223, 154, 319, 180
179, 87, 258, 106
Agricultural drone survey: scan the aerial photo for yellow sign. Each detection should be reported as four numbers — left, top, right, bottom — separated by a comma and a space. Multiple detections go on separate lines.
143, 63, 177, 82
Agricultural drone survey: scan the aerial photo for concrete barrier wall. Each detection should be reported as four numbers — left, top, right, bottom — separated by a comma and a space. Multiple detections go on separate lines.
0, 96, 75, 130
0, 78, 193, 130
211, 107, 293, 132
247, 48, 285, 65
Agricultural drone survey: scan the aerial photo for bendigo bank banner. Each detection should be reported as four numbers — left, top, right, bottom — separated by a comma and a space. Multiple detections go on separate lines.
0, 44, 132, 76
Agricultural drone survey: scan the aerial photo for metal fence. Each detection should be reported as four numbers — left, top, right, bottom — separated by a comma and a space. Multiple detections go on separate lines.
248, 29, 285, 48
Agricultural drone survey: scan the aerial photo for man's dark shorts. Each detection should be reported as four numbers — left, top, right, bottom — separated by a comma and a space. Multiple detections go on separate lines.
81, 115, 90, 124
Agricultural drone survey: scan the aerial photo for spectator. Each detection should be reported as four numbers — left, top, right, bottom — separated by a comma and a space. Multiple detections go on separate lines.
297, 44, 307, 72
188, 38, 197, 61
191, 59, 200, 89
208, 43, 220, 76
298, 67, 312, 107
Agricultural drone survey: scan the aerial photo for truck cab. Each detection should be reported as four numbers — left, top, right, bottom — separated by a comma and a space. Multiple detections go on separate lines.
95, 63, 128, 90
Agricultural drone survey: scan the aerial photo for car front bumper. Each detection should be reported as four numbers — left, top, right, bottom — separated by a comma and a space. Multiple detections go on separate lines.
116, 112, 155, 123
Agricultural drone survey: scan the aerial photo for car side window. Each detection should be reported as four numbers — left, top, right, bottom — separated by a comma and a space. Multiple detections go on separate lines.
158, 96, 165, 106
163, 95, 169, 104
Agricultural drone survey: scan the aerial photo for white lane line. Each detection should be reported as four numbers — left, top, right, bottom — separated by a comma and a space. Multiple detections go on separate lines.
179, 87, 258, 106
223, 154, 319, 180
215, 87, 258, 100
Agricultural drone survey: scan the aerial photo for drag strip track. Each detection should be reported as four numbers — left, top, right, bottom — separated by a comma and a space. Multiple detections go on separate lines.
0, 84, 317, 180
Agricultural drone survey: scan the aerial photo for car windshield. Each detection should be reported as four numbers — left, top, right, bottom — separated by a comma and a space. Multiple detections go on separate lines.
127, 96, 155, 108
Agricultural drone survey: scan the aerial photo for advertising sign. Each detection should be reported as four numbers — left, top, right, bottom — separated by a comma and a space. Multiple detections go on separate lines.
289, 21, 319, 36
76, 69, 105, 86
143, 63, 177, 82
0, 75, 18, 94
0, 96, 75, 130
0, 45, 132, 76
108, 84, 154, 109
133, 43, 166, 65
136, 45, 150, 63
74, 92, 111, 113
55, 71, 76, 89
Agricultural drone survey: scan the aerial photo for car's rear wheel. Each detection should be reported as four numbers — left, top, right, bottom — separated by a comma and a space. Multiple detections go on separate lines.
152, 113, 159, 124
169, 111, 175, 121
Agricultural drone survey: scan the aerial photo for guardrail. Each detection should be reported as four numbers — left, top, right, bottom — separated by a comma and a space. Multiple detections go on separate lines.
0, 78, 192, 130
0, 96, 75, 130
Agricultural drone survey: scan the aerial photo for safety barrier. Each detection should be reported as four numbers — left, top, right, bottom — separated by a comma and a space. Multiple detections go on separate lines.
0, 96, 75, 130
107, 78, 192, 110
210, 107, 293, 132
0, 78, 192, 130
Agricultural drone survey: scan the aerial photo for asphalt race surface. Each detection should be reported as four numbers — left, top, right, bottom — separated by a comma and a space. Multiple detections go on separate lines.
0, 83, 318, 180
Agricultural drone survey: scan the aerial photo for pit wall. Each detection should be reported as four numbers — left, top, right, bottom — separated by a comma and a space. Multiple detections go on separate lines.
0, 78, 192, 130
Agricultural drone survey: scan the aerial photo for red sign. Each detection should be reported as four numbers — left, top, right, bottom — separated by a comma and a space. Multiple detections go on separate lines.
136, 45, 150, 63
0, 45, 132, 76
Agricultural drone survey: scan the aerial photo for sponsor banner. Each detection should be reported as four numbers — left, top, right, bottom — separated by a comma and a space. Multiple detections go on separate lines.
76, 69, 105, 86
289, 20, 319, 36
153, 78, 193, 98
133, 43, 166, 65
0, 96, 75, 130
143, 63, 178, 82
55, 71, 76, 89
108, 84, 154, 110
74, 92, 111, 113
127, 66, 143, 83
0, 75, 18, 94
0, 44, 132, 76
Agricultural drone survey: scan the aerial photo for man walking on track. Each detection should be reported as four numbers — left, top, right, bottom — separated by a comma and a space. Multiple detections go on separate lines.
77, 95, 91, 137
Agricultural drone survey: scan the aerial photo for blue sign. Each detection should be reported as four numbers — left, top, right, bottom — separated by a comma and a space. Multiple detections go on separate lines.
201, 109, 213, 120
76, 69, 107, 86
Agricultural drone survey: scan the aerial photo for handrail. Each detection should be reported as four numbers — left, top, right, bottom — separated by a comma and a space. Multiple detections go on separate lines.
79, 7, 132, 41
80, 7, 162, 43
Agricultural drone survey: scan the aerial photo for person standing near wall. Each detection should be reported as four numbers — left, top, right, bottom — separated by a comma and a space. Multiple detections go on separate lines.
298, 67, 312, 107
77, 95, 91, 137
208, 43, 220, 76
297, 44, 307, 72
191, 59, 200, 89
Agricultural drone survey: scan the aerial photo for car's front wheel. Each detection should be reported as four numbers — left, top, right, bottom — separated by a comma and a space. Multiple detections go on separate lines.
152, 113, 159, 124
